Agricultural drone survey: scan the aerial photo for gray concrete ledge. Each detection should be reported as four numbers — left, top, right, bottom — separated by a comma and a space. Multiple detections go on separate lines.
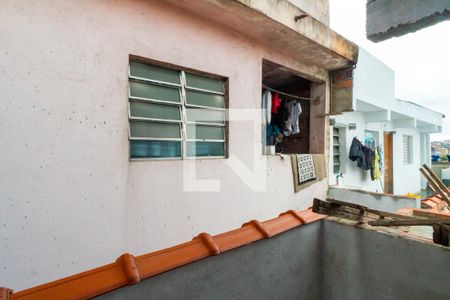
367, 0, 450, 42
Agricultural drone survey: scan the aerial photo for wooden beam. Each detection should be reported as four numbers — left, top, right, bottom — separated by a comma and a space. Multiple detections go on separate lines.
429, 183, 437, 193
369, 218, 450, 227
413, 209, 450, 220
419, 168, 450, 206
433, 224, 450, 246
313, 198, 417, 223
326, 198, 415, 220
422, 164, 450, 196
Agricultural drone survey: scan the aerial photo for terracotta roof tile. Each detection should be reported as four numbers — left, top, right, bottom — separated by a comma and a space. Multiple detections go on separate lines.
421, 194, 447, 211
8, 208, 325, 300
412, 208, 450, 219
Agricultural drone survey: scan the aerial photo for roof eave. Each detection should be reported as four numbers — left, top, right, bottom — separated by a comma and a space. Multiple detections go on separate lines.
164, 0, 359, 72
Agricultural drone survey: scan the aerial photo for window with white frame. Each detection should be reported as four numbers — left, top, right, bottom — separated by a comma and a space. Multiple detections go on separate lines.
403, 135, 413, 165
128, 61, 226, 159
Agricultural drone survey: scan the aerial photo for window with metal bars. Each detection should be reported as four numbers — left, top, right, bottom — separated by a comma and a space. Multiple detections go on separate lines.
128, 61, 226, 159
403, 135, 413, 165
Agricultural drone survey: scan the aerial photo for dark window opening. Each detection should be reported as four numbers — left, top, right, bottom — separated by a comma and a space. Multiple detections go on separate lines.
262, 60, 324, 155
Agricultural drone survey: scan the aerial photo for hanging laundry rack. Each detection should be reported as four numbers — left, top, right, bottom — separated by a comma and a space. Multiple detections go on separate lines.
262, 84, 320, 102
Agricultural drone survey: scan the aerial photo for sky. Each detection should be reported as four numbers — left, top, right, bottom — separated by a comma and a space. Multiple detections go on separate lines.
329, 0, 450, 141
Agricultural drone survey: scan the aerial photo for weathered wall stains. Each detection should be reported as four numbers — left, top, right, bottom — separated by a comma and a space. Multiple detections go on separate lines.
287, 0, 330, 25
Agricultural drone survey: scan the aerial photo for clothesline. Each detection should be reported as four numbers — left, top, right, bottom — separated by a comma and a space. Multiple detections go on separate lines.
262, 84, 319, 102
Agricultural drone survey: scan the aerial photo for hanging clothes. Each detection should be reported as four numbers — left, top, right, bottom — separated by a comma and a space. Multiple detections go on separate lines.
371, 147, 381, 180
262, 89, 272, 124
349, 137, 373, 171
271, 96, 286, 129
364, 136, 375, 150
291, 101, 302, 134
266, 125, 281, 145
283, 101, 302, 136
377, 145, 383, 175
271, 92, 281, 113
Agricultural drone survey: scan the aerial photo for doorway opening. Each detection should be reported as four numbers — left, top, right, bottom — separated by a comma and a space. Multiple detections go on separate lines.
384, 132, 394, 194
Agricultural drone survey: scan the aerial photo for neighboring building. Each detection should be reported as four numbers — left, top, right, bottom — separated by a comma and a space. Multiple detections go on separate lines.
0, 0, 358, 290
431, 140, 450, 157
328, 49, 443, 195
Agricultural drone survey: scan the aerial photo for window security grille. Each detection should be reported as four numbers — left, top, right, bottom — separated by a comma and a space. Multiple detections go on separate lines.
333, 127, 341, 174
403, 135, 413, 165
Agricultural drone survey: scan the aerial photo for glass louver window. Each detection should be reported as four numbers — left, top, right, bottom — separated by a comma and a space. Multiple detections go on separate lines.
128, 61, 226, 159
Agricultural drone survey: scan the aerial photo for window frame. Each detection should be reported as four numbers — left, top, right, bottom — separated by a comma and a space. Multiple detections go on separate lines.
332, 127, 341, 174
403, 135, 413, 165
128, 60, 227, 160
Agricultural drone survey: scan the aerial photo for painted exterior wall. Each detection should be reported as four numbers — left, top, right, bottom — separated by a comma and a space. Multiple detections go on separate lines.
351, 48, 395, 110
392, 128, 422, 194
330, 112, 429, 194
0, 0, 332, 290
328, 49, 440, 195
330, 111, 385, 192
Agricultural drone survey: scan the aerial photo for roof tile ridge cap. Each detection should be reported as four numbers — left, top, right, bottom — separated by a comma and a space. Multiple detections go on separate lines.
241, 220, 272, 238
11, 262, 121, 298
137, 239, 199, 259
7, 207, 320, 299
194, 232, 221, 255
116, 253, 141, 284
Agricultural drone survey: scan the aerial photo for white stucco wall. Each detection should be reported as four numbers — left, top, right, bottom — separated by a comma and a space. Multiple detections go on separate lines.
392, 128, 422, 195
329, 113, 427, 195
0, 0, 330, 290
329, 112, 385, 192
352, 48, 395, 110
328, 48, 435, 195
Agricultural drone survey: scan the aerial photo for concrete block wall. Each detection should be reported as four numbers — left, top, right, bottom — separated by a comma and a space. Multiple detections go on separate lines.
97, 220, 450, 299
329, 187, 419, 212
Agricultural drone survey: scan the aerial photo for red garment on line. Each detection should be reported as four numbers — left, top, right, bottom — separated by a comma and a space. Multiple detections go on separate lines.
271, 92, 281, 113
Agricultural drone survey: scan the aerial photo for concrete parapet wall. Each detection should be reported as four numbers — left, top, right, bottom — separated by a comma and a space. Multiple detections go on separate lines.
329, 186, 419, 212
98, 220, 450, 299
